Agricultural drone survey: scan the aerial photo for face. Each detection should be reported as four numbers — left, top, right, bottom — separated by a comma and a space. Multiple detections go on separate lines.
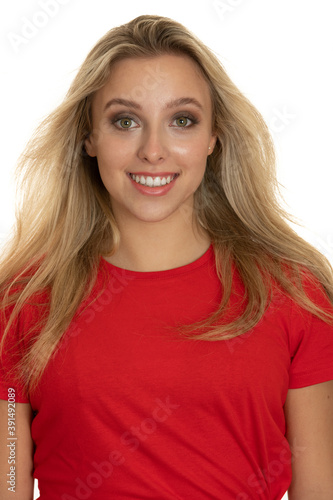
85, 53, 217, 226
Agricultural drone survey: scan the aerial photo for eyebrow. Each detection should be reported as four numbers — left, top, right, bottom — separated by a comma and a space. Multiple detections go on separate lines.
103, 97, 203, 113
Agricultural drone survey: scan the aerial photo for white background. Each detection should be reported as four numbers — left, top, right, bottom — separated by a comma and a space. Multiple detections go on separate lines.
1, 0, 333, 498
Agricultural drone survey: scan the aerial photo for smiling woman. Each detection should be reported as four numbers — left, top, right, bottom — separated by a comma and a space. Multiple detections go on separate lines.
0, 14, 333, 500
84, 53, 216, 269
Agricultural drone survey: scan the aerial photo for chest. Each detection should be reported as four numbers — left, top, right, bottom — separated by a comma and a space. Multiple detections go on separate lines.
32, 282, 291, 427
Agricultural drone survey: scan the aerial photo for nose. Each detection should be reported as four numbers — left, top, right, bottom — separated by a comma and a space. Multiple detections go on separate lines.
137, 124, 167, 165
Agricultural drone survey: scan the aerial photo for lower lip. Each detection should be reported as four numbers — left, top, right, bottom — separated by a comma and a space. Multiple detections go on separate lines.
127, 174, 179, 196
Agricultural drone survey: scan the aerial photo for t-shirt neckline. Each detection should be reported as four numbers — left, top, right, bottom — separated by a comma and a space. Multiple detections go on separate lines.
101, 244, 214, 280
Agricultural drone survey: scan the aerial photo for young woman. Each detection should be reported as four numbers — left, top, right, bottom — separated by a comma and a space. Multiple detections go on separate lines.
0, 14, 332, 500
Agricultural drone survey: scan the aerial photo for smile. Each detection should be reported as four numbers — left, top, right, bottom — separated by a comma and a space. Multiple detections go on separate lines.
128, 173, 179, 187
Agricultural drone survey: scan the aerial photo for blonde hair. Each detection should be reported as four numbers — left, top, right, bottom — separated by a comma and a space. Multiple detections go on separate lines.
1, 15, 332, 395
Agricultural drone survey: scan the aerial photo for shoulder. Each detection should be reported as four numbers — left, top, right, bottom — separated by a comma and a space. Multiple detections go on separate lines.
286, 271, 333, 389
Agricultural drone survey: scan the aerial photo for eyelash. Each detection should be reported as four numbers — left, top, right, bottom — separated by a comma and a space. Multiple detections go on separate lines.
110, 113, 199, 131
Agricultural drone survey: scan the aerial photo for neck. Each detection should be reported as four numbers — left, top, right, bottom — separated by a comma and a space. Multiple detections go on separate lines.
105, 209, 211, 272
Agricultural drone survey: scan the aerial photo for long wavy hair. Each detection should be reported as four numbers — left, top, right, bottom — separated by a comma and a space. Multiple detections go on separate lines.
1, 15, 333, 395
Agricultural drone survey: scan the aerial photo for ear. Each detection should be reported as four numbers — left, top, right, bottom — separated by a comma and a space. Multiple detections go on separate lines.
84, 134, 97, 158
207, 134, 217, 156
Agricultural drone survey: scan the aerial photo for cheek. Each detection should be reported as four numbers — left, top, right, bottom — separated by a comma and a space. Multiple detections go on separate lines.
96, 143, 131, 176
171, 132, 210, 155
172, 141, 208, 173
95, 133, 209, 177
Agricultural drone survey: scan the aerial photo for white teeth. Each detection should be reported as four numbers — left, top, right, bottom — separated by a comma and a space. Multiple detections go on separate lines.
129, 173, 177, 187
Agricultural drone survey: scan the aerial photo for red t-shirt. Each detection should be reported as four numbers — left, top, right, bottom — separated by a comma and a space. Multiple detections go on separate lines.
1, 245, 333, 499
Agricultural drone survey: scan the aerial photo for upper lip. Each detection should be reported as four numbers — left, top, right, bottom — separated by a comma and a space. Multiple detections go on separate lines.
128, 172, 179, 177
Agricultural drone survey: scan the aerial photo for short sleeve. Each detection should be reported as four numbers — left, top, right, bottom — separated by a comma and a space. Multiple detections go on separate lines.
0, 305, 30, 403
289, 279, 333, 389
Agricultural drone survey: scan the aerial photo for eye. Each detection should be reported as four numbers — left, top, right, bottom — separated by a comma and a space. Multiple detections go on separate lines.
111, 115, 139, 130
171, 114, 199, 128
176, 117, 189, 127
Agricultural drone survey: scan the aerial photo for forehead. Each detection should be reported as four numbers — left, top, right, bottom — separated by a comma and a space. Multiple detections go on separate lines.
92, 53, 212, 112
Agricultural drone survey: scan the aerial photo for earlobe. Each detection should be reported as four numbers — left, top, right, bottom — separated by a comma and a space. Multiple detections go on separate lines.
208, 134, 217, 155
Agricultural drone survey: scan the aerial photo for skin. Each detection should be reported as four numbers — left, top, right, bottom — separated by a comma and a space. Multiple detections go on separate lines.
284, 380, 333, 499
0, 401, 34, 499
85, 53, 217, 271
